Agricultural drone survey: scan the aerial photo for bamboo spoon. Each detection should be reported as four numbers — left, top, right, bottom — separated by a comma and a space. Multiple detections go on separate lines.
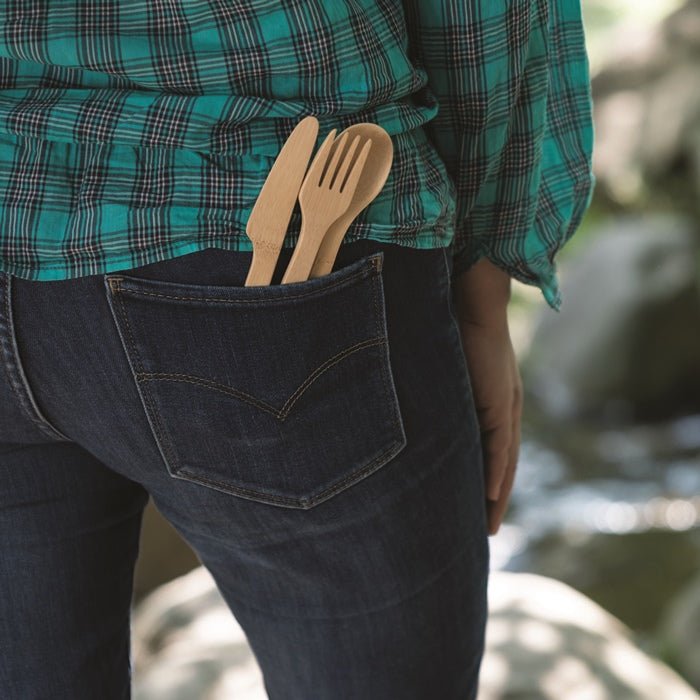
280, 130, 373, 284
308, 123, 394, 278
244, 115, 319, 286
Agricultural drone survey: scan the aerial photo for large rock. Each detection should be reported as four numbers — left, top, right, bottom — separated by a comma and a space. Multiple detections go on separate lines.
130, 568, 700, 699
480, 572, 699, 700
522, 213, 700, 423
508, 527, 700, 635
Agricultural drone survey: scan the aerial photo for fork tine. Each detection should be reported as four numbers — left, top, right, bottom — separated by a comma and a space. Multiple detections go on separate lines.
332, 134, 362, 191
321, 132, 348, 187
306, 128, 337, 187
338, 137, 372, 194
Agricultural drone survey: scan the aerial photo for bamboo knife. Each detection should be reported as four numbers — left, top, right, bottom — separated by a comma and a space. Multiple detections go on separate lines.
244, 115, 320, 286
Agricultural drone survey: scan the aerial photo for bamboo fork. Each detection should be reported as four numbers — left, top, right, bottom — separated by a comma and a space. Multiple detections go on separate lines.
308, 123, 393, 278
280, 131, 373, 284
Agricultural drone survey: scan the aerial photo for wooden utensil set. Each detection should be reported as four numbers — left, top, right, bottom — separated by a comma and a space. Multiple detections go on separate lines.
244, 116, 393, 286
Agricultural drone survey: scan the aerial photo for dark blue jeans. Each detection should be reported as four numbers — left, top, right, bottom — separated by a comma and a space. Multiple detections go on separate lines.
0, 239, 489, 699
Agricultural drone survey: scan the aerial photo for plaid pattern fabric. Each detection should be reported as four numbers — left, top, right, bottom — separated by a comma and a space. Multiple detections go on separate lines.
0, 0, 594, 311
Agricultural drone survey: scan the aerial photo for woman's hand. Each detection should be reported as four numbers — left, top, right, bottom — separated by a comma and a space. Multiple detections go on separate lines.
452, 257, 523, 536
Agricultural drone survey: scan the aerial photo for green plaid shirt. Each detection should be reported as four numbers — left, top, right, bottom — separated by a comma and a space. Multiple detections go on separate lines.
0, 0, 594, 311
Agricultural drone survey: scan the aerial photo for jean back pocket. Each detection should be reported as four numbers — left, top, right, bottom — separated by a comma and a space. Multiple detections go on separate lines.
103, 251, 407, 509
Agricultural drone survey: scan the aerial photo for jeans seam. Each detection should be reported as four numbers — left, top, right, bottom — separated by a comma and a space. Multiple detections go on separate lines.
441, 245, 455, 315
0, 273, 72, 442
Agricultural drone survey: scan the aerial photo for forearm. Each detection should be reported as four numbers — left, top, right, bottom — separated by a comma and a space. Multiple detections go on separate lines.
453, 257, 511, 329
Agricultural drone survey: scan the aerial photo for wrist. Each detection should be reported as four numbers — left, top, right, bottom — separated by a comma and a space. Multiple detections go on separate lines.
453, 256, 511, 327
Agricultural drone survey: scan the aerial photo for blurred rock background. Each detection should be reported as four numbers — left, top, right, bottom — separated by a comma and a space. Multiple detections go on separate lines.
130, 1, 700, 697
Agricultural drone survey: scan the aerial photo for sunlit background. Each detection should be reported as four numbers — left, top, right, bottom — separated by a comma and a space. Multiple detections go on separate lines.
129, 2, 700, 697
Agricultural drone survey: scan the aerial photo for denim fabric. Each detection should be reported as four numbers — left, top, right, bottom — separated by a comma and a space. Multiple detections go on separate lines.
0, 239, 490, 699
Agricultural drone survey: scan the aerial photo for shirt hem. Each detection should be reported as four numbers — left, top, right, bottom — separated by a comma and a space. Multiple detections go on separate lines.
0, 224, 454, 282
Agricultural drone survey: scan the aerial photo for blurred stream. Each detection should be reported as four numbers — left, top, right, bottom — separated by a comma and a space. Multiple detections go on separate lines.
491, 402, 700, 644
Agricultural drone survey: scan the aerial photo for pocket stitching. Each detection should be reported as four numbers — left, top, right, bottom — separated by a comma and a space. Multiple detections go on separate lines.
176, 434, 407, 509
106, 252, 381, 305
369, 260, 408, 466
109, 277, 184, 478
135, 335, 389, 420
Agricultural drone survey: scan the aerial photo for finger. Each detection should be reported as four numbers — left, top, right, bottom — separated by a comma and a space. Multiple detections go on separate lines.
508, 374, 523, 481
488, 402, 521, 534
482, 417, 511, 502
487, 459, 515, 534
487, 379, 522, 534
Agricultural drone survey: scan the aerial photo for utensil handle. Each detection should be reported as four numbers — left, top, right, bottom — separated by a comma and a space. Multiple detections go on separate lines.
308, 217, 349, 278
280, 219, 325, 284
245, 245, 281, 287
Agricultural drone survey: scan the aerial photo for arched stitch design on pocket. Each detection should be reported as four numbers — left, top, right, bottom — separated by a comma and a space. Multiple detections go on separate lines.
135, 335, 388, 421
103, 252, 408, 509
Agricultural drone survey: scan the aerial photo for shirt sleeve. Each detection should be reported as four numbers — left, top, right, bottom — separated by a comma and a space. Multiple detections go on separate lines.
401, 0, 596, 311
